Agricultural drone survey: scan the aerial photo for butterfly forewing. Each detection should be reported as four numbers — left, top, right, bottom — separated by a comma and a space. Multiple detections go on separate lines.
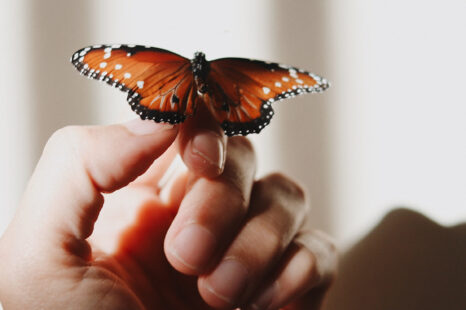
208, 58, 329, 135
71, 45, 195, 123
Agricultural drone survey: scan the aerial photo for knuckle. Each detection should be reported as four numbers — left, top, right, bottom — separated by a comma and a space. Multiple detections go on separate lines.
240, 217, 284, 263
296, 230, 338, 285
299, 245, 322, 284
43, 126, 92, 167
219, 179, 249, 214
265, 172, 307, 202
250, 176, 310, 238
229, 135, 253, 149
53, 125, 86, 140
47, 126, 87, 151
270, 202, 302, 239
228, 136, 255, 157
255, 216, 286, 249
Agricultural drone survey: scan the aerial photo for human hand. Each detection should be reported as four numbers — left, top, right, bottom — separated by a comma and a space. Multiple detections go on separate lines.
0, 113, 336, 309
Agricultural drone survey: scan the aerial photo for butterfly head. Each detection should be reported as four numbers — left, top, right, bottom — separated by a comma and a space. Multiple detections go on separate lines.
193, 51, 205, 59
191, 51, 210, 94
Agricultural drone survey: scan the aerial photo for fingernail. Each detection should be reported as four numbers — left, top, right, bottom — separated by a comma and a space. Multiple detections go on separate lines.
191, 131, 224, 171
204, 259, 249, 305
169, 224, 217, 271
124, 118, 175, 135
247, 281, 278, 310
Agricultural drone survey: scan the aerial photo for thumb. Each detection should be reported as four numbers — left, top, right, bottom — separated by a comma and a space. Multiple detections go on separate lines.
15, 119, 178, 248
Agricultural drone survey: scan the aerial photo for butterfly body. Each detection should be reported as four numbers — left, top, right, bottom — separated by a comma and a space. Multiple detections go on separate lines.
191, 51, 210, 95
71, 44, 329, 136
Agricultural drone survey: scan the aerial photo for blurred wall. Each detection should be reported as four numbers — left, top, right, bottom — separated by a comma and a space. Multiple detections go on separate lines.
0, 1, 465, 307
0, 1, 33, 233
322, 0, 466, 245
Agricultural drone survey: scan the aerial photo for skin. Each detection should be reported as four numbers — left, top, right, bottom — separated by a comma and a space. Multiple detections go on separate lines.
0, 109, 337, 310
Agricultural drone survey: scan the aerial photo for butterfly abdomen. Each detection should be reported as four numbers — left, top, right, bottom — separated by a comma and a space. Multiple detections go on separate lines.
191, 52, 210, 94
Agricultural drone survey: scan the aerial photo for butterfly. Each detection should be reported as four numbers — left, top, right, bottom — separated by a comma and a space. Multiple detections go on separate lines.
71, 44, 329, 136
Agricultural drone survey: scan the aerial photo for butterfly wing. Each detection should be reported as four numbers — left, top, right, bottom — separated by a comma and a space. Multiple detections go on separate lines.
206, 58, 329, 136
71, 44, 196, 123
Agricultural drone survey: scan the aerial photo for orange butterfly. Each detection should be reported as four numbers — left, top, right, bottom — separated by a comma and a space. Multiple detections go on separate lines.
71, 45, 329, 136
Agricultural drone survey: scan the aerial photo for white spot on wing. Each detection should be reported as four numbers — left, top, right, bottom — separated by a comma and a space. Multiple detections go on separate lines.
275, 82, 282, 87
137, 81, 144, 89
104, 47, 112, 53
296, 79, 303, 84
263, 87, 270, 95
289, 69, 298, 78
282, 77, 290, 82
99, 62, 107, 68
103, 53, 111, 59
124, 72, 131, 79
115, 64, 122, 70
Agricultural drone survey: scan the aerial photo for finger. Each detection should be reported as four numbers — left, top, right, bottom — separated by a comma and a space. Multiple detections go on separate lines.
130, 142, 179, 189
16, 119, 178, 251
197, 173, 308, 309
246, 230, 337, 310
164, 136, 256, 275
178, 103, 227, 178
164, 171, 189, 210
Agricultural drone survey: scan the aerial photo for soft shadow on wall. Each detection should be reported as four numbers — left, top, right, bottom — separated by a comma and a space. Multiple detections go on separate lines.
269, 1, 333, 234
324, 208, 466, 310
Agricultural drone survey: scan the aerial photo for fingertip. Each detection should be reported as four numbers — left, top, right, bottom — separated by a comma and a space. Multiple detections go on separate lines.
178, 103, 227, 178
164, 223, 217, 275
198, 276, 240, 309
182, 130, 226, 178
88, 120, 179, 192
198, 258, 250, 309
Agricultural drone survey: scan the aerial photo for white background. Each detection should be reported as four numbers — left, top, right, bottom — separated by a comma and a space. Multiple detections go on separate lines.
0, 1, 465, 307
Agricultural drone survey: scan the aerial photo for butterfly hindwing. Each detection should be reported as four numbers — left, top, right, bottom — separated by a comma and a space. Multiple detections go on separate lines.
71, 44, 196, 123
207, 58, 329, 136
